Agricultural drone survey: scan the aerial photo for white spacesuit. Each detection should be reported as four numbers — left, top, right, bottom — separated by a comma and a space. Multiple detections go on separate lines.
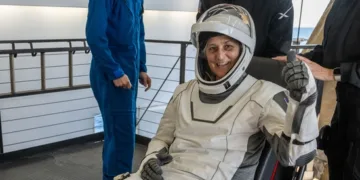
115, 4, 319, 180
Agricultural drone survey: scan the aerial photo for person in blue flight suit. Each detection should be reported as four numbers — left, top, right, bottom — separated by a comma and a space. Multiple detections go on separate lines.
85, 0, 152, 180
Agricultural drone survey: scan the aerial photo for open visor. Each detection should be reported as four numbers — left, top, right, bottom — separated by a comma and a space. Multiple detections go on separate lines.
190, 4, 256, 94
191, 18, 255, 54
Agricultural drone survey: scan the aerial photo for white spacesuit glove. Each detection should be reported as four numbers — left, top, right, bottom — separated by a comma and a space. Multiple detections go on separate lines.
281, 51, 310, 102
140, 148, 172, 180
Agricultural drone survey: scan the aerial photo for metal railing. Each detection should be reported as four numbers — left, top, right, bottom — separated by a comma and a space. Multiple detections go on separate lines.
0, 39, 191, 98
0, 38, 193, 154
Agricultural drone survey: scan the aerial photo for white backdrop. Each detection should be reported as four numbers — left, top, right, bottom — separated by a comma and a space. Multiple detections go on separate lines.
0, 5, 197, 40
0, 0, 199, 12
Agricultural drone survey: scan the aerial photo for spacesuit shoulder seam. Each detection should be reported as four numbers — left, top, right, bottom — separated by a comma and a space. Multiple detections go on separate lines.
172, 80, 196, 101
250, 80, 286, 107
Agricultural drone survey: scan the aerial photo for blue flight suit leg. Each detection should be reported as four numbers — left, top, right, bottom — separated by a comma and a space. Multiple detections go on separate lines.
86, 0, 147, 180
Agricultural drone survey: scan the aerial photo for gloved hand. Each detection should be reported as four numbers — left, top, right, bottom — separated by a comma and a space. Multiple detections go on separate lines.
140, 148, 173, 180
281, 51, 309, 102
114, 172, 131, 180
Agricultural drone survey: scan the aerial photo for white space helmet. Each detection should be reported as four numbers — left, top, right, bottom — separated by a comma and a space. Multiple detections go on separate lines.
191, 4, 256, 95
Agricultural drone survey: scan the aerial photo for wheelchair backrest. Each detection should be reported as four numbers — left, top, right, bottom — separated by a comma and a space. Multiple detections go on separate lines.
246, 56, 287, 88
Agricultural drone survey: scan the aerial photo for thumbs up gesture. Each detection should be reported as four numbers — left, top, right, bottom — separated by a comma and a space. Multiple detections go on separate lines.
281, 51, 310, 102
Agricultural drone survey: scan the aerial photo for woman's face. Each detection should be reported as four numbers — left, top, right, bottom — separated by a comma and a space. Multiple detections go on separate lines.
205, 35, 242, 80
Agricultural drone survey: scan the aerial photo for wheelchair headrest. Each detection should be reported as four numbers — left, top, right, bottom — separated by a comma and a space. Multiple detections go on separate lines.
246, 56, 287, 88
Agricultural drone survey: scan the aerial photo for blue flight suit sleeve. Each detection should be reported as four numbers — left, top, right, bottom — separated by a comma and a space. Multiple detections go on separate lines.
86, 0, 125, 80
139, 3, 147, 73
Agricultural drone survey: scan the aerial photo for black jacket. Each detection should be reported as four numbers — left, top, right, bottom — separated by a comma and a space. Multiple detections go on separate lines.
196, 0, 294, 58
301, 0, 360, 117
303, 0, 360, 89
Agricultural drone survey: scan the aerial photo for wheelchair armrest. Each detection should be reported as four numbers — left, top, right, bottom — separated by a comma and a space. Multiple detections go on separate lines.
255, 142, 277, 180
255, 141, 306, 180
292, 165, 307, 180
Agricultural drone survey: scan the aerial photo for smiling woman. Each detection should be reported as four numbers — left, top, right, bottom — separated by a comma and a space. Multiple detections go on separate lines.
201, 33, 242, 81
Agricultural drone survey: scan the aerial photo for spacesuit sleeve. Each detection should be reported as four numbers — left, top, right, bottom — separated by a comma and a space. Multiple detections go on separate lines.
136, 81, 192, 174
145, 95, 178, 155
139, 3, 147, 73
258, 89, 319, 167
137, 88, 182, 169
264, 0, 294, 57
85, 0, 124, 80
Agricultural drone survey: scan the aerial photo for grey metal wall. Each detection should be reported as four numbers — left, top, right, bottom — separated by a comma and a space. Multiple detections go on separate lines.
0, 50, 97, 153
0, 42, 196, 153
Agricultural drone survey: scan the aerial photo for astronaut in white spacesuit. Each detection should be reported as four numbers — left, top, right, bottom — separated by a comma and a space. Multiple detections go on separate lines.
115, 4, 319, 180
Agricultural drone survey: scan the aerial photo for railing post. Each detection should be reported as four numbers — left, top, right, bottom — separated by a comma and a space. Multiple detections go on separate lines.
68, 51, 73, 87
9, 54, 15, 94
40, 52, 46, 90
179, 43, 186, 84
136, 106, 140, 133
0, 111, 3, 154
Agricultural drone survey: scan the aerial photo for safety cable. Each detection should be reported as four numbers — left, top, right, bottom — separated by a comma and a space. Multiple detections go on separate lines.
136, 43, 190, 127
296, 0, 304, 47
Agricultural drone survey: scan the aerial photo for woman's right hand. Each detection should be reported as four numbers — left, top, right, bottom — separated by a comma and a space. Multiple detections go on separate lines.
282, 60, 309, 101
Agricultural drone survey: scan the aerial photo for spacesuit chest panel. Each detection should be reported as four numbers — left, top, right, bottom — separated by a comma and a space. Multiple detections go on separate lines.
189, 76, 258, 124
173, 76, 265, 146
168, 77, 268, 179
